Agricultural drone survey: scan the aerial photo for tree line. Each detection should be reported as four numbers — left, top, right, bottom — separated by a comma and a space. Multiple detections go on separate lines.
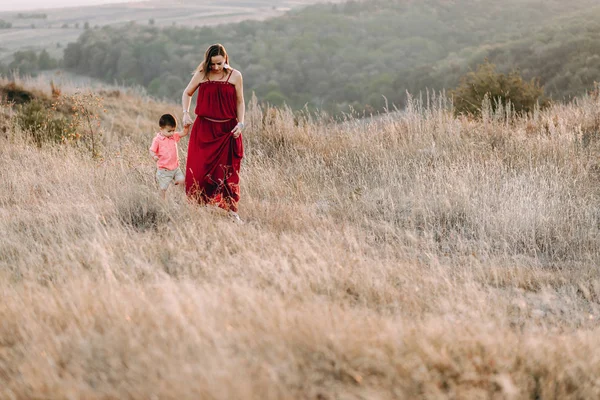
1, 50, 59, 76
4, 0, 600, 113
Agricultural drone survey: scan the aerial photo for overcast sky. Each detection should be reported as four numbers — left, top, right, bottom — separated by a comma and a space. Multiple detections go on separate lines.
0, 0, 147, 12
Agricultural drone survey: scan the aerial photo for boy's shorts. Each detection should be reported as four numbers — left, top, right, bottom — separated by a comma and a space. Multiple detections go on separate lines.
156, 167, 185, 190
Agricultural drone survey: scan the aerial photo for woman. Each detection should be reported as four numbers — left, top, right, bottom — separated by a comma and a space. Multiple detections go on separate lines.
182, 43, 245, 221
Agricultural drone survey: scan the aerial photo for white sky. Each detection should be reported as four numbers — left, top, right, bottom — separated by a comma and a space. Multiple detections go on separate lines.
0, 0, 147, 12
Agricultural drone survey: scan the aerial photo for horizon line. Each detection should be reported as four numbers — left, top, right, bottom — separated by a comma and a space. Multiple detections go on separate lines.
0, 0, 151, 13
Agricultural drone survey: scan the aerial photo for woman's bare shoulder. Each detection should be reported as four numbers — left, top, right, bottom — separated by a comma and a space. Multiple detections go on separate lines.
229, 68, 243, 84
187, 70, 205, 85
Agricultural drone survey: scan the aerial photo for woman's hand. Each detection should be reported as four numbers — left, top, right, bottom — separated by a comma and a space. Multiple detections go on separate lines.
183, 111, 194, 127
231, 122, 244, 139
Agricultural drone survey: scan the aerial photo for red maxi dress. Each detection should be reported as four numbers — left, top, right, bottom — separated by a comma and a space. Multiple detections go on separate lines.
185, 70, 244, 212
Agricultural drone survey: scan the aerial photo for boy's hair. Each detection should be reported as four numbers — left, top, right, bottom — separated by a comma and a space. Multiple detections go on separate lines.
159, 113, 177, 128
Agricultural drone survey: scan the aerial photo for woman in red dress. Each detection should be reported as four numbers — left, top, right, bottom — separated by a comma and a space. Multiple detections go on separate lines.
181, 44, 245, 221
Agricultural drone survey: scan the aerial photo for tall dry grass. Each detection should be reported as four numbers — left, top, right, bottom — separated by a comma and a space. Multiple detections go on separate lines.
2, 77, 600, 399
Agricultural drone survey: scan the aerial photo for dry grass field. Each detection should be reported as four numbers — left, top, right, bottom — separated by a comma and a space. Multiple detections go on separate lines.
2, 76, 600, 399
0, 0, 342, 63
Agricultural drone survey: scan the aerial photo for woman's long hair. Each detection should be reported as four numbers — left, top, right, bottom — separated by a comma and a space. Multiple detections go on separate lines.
195, 43, 231, 79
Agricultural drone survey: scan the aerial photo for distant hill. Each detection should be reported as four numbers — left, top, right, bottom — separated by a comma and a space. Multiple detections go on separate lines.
428, 4, 600, 101
0, 0, 339, 64
10, 0, 600, 112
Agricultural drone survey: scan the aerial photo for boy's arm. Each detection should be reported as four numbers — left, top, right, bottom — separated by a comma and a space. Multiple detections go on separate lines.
149, 138, 159, 160
179, 125, 190, 138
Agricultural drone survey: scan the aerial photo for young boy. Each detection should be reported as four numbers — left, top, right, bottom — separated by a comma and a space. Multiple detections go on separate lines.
149, 113, 189, 200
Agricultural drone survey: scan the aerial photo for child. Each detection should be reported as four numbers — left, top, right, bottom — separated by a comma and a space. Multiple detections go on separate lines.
149, 113, 189, 200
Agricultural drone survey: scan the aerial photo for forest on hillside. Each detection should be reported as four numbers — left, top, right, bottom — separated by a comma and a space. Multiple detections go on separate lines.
4, 0, 600, 112
441, 10, 600, 101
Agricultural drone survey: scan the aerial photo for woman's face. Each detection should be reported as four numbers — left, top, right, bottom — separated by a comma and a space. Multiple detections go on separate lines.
209, 55, 226, 72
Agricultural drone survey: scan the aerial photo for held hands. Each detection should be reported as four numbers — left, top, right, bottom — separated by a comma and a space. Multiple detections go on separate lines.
231, 122, 244, 139
182, 111, 194, 127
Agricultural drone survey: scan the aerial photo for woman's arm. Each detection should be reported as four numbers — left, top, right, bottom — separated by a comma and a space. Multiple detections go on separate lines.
231, 70, 245, 138
182, 71, 203, 126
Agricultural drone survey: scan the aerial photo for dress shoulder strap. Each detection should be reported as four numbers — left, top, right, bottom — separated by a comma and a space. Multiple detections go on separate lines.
225, 69, 234, 83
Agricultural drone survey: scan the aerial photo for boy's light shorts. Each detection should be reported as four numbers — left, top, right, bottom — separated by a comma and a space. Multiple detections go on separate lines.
156, 167, 185, 190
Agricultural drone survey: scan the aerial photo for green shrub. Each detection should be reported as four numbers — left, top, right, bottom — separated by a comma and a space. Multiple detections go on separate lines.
451, 61, 549, 117
16, 98, 75, 147
2, 81, 103, 154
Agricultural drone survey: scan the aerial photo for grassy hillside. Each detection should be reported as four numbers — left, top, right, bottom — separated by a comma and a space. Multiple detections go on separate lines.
2, 77, 600, 397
